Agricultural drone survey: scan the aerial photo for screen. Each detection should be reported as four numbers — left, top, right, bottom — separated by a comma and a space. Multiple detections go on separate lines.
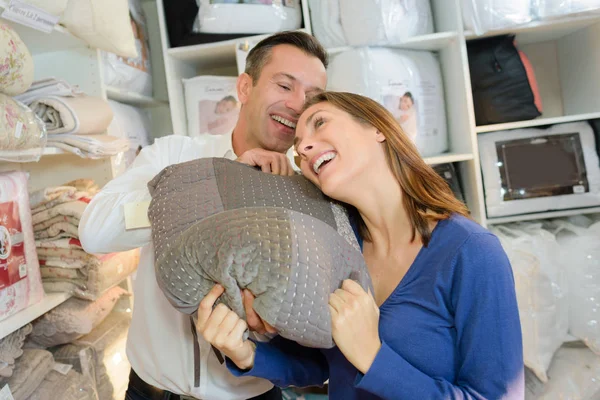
496, 133, 589, 201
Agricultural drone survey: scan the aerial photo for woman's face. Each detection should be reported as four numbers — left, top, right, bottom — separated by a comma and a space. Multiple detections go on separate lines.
399, 95, 413, 111
295, 102, 386, 201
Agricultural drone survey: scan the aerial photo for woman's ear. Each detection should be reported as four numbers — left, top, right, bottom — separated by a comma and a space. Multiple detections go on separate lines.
375, 130, 386, 143
237, 73, 253, 104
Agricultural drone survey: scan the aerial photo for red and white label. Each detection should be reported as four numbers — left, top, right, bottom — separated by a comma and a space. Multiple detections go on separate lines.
0, 201, 27, 290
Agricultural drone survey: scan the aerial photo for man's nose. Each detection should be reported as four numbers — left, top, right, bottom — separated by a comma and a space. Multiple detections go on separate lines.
285, 89, 305, 114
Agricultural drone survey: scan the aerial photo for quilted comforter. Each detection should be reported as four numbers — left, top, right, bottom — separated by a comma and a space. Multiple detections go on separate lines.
148, 157, 371, 348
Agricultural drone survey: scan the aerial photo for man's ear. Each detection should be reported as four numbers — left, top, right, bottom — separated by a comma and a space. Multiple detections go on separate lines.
375, 130, 386, 143
237, 73, 253, 104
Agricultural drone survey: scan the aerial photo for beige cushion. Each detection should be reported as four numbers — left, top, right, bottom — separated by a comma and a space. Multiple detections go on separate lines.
0, 24, 34, 96
61, 0, 137, 58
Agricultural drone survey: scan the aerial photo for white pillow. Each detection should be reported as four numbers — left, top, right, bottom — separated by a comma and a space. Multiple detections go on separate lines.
307, 0, 346, 49
534, 0, 600, 19
462, 0, 533, 34
61, 0, 137, 58
327, 47, 448, 157
491, 223, 568, 383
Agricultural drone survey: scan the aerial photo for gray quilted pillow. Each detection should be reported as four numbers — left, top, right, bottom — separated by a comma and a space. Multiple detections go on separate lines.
147, 158, 371, 348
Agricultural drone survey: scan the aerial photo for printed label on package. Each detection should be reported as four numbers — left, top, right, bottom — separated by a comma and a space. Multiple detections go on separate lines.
1, 0, 59, 34
0, 201, 27, 290
381, 80, 419, 144
209, 0, 296, 8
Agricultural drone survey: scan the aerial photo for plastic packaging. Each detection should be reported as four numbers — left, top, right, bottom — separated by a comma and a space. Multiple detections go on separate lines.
0, 95, 47, 162
478, 121, 600, 218
307, 0, 346, 49
102, 0, 153, 97
183, 76, 240, 137
52, 344, 100, 400
107, 100, 152, 169
235, 39, 259, 75
462, 0, 534, 35
327, 47, 448, 157
193, 0, 302, 35
526, 344, 600, 399
491, 223, 568, 383
339, 0, 433, 46
0, 171, 44, 322
549, 218, 600, 355
0, 24, 34, 96
533, 0, 600, 20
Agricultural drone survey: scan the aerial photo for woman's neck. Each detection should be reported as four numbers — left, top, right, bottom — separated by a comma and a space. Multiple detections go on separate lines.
351, 173, 415, 258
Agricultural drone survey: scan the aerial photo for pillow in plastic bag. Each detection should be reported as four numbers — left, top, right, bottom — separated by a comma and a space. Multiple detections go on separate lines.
551, 218, 600, 355
307, 0, 346, 49
491, 223, 568, 382
0, 24, 34, 96
0, 95, 47, 162
328, 47, 448, 157
534, 0, 600, 20
193, 0, 302, 35
462, 0, 533, 34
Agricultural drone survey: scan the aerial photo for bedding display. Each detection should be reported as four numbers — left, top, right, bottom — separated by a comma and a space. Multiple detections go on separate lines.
148, 157, 371, 348
327, 47, 448, 157
107, 100, 152, 168
193, 0, 302, 35
29, 180, 139, 300
183, 76, 240, 137
0, 172, 44, 323
534, 0, 600, 19
0, 24, 34, 96
102, 0, 153, 97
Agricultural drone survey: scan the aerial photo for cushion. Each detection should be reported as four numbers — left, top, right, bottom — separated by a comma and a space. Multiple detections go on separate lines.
30, 286, 129, 347
107, 100, 151, 168
61, 0, 137, 58
327, 47, 448, 157
148, 158, 371, 348
0, 24, 34, 96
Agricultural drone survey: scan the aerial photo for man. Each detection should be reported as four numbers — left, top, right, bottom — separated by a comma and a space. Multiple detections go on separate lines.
78, 31, 328, 400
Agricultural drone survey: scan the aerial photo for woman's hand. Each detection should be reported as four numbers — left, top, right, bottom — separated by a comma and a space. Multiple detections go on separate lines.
196, 284, 256, 370
329, 279, 381, 374
242, 289, 278, 335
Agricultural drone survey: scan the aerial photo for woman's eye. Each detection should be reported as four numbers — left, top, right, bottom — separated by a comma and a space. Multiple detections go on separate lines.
314, 117, 325, 128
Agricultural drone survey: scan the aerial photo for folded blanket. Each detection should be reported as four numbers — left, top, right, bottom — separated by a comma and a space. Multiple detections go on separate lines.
0, 324, 32, 378
47, 134, 130, 159
39, 258, 88, 269
30, 286, 128, 348
0, 349, 54, 400
34, 221, 80, 240
29, 95, 113, 135
33, 216, 81, 233
148, 158, 371, 348
31, 199, 89, 226
36, 247, 93, 262
26, 369, 85, 400
29, 179, 97, 210
35, 238, 82, 250
40, 267, 85, 280
42, 249, 139, 300
14, 78, 83, 106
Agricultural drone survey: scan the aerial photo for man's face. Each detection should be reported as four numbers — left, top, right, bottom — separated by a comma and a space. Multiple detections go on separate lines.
240, 44, 327, 154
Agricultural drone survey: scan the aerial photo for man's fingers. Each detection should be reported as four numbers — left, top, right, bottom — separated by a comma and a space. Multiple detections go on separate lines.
197, 284, 225, 329
270, 155, 281, 175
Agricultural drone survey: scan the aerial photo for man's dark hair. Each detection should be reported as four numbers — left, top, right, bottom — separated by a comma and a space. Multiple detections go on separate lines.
245, 31, 328, 84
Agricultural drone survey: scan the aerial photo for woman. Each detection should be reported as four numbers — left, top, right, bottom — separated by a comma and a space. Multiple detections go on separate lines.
196, 92, 524, 399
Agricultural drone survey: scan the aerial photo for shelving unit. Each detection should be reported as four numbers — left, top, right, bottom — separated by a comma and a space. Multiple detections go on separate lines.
0, 292, 71, 340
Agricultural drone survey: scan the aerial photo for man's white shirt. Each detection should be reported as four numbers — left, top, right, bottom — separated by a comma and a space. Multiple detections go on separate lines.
79, 132, 296, 399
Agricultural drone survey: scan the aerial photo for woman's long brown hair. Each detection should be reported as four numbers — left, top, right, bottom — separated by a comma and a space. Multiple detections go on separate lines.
303, 91, 470, 246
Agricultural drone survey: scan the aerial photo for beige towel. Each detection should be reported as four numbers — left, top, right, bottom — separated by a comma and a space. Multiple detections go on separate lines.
34, 221, 80, 240
30, 95, 113, 135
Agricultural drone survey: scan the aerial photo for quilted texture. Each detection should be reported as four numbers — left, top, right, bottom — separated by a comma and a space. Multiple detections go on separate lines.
148, 158, 371, 348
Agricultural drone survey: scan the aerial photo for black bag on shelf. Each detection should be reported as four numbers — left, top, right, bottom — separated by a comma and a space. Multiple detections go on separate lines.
467, 35, 541, 126
433, 163, 466, 204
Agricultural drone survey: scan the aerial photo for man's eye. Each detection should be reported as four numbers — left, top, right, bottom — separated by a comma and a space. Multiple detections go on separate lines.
278, 84, 291, 91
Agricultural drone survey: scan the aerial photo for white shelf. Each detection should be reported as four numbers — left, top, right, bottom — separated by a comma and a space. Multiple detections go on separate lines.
328, 32, 459, 55
0, 292, 71, 340
105, 86, 168, 107
486, 206, 600, 225
465, 13, 600, 45
476, 111, 600, 133
423, 152, 474, 165
167, 29, 309, 69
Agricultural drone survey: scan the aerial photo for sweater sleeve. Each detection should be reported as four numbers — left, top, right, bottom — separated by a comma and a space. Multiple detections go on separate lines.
227, 336, 329, 389
355, 233, 524, 400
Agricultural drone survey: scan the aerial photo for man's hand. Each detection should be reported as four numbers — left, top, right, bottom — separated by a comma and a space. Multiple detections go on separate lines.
236, 148, 295, 176
196, 285, 256, 370
242, 289, 277, 335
